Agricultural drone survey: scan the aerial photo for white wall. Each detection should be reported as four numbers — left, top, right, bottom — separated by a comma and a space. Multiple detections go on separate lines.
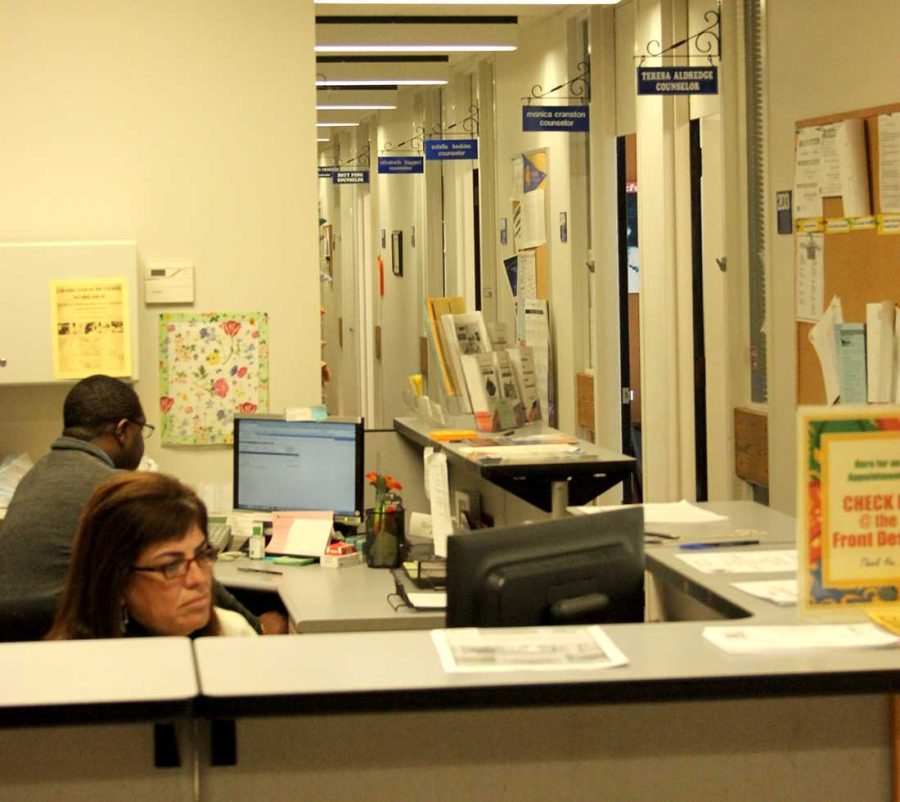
374, 91, 426, 425
765, 0, 900, 514
0, 0, 320, 489
494, 12, 581, 433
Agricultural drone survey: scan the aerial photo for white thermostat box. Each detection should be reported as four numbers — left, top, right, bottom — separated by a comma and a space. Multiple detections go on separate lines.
144, 263, 194, 304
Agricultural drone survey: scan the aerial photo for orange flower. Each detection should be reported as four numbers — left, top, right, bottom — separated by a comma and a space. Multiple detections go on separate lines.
221, 320, 241, 337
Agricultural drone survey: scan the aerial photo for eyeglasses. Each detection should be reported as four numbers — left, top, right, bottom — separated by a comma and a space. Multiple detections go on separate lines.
129, 419, 156, 438
132, 545, 219, 581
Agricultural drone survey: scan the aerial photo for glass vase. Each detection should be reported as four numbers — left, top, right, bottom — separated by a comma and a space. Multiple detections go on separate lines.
365, 507, 405, 568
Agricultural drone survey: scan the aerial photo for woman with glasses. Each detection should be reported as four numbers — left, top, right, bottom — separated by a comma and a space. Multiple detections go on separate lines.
47, 472, 256, 638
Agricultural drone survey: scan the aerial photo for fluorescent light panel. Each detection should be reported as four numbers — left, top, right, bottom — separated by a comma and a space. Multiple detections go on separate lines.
317, 60, 449, 86
316, 44, 515, 53
317, 0, 619, 4
317, 88, 400, 107
317, 79, 447, 86
317, 103, 397, 109
316, 121, 360, 127
316, 21, 518, 53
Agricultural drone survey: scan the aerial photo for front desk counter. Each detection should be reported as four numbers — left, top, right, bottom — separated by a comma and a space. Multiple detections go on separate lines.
394, 416, 636, 514
197, 501, 900, 801
0, 638, 197, 801
215, 557, 444, 633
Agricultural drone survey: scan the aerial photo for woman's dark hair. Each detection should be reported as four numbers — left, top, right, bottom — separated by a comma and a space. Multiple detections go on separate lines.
47, 472, 219, 639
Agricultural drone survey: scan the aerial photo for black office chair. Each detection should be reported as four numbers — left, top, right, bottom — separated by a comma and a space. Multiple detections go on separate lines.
0, 596, 57, 642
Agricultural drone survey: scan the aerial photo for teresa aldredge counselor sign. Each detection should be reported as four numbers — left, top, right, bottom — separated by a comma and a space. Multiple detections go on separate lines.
637, 66, 718, 95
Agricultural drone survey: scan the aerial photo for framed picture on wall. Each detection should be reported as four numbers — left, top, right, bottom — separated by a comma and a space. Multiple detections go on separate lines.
391, 230, 403, 277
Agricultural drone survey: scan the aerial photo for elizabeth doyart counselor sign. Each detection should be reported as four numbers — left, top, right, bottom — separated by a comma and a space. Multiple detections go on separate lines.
522, 106, 589, 132
637, 66, 718, 95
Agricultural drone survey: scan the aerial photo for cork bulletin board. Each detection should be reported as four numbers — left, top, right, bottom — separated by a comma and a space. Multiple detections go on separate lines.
795, 102, 900, 405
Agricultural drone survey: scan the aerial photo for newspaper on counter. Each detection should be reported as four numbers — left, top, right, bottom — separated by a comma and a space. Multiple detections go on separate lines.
431, 625, 628, 673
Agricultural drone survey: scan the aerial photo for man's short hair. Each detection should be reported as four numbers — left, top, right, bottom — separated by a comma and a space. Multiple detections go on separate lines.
63, 375, 143, 438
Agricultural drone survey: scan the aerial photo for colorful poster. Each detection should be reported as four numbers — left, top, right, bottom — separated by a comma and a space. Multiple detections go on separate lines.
159, 312, 268, 445
798, 406, 900, 612
50, 277, 131, 379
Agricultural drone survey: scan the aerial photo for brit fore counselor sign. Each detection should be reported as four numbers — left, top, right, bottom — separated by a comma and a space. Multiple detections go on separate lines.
637, 66, 718, 95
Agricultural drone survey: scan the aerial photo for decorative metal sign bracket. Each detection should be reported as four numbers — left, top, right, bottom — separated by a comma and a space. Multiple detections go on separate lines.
382, 125, 425, 154
338, 145, 370, 168
522, 60, 590, 105
635, 7, 721, 65
426, 105, 479, 138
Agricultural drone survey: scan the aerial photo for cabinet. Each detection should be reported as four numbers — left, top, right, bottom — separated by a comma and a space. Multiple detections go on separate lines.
0, 240, 139, 384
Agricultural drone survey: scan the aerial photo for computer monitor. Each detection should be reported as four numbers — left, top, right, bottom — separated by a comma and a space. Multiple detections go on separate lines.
233, 416, 363, 520
445, 507, 644, 627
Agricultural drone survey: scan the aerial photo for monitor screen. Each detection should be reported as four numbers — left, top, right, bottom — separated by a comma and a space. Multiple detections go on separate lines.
446, 507, 645, 627
233, 416, 363, 518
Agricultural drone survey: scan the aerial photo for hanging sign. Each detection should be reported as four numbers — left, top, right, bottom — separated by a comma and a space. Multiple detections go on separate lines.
332, 170, 369, 185
522, 105, 589, 132
424, 139, 478, 161
377, 156, 424, 174
318, 166, 338, 179
637, 66, 718, 95
798, 405, 900, 614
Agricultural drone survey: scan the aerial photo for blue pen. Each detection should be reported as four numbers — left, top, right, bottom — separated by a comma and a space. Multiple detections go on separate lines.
678, 539, 760, 550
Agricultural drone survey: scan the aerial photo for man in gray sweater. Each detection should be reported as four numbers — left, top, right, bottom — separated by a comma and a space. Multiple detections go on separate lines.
0, 375, 267, 638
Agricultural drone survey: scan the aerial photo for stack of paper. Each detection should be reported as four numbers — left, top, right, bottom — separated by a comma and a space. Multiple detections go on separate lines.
703, 623, 899, 655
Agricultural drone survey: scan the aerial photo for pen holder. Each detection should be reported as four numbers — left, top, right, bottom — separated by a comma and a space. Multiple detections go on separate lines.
365, 508, 405, 568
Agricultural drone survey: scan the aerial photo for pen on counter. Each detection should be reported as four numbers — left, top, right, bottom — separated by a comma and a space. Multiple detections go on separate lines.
237, 566, 283, 575
678, 539, 760, 551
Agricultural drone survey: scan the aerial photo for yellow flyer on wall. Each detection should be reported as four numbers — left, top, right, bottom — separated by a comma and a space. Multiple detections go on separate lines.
50, 277, 131, 379
798, 405, 900, 613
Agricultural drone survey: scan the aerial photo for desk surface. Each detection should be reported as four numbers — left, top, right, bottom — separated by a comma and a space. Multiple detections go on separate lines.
196, 501, 900, 717
215, 557, 444, 633
0, 637, 197, 726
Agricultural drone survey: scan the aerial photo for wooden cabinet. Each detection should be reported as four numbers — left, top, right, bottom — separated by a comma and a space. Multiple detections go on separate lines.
0, 241, 139, 385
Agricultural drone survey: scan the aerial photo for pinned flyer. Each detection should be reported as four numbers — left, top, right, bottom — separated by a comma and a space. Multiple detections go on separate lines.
797, 406, 900, 613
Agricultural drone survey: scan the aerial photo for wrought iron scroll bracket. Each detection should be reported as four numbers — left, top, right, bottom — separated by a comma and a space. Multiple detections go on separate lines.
382, 125, 425, 154
427, 105, 479, 137
635, 6, 721, 65
522, 60, 590, 105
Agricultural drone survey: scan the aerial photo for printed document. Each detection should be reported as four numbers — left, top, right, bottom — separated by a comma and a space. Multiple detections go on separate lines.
731, 579, 798, 606
703, 623, 899, 655
431, 626, 628, 673
879, 112, 900, 213
572, 500, 728, 526
675, 549, 798, 575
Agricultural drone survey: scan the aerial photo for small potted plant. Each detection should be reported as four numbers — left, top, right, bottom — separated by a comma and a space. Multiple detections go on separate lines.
365, 472, 404, 568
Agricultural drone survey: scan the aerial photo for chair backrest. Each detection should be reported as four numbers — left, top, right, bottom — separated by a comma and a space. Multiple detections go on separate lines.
0, 596, 57, 642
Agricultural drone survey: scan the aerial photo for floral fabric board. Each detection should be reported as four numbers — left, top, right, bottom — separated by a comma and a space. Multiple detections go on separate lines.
159, 312, 269, 445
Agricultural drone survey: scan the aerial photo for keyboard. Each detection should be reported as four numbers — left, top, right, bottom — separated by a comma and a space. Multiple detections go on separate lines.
208, 522, 232, 551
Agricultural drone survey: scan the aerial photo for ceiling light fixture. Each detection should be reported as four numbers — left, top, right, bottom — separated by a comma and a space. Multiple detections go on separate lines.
316, 0, 619, 4
316, 121, 360, 127
316, 79, 447, 87
315, 45, 516, 53
316, 104, 397, 110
